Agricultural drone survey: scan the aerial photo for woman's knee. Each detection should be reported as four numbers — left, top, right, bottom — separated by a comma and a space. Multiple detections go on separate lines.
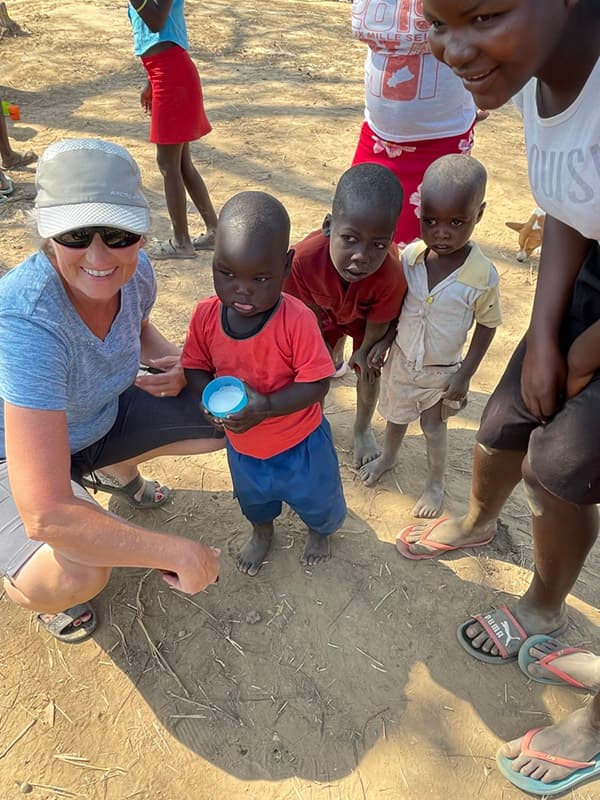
6, 556, 111, 613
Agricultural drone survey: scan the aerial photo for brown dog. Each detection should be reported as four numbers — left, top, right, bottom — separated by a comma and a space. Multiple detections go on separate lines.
505, 208, 545, 262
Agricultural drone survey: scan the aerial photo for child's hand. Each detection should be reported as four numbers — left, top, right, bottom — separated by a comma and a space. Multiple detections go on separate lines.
367, 339, 390, 370
140, 82, 152, 114
441, 372, 469, 421
220, 385, 270, 434
349, 350, 380, 384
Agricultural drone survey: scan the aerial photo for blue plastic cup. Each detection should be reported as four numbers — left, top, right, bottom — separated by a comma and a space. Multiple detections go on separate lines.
202, 376, 248, 418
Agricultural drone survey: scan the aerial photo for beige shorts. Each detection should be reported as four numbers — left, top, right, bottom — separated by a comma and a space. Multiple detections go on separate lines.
379, 343, 460, 425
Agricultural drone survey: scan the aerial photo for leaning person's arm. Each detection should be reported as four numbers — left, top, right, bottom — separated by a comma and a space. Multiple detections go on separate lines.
367, 317, 399, 369
566, 319, 600, 399
522, 215, 594, 420
5, 404, 219, 593
350, 319, 391, 383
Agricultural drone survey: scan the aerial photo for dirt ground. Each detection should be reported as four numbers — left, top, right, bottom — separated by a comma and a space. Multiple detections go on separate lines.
1, 1, 600, 798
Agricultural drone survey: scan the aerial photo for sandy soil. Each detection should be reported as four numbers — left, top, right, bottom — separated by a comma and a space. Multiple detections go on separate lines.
1, 2, 600, 798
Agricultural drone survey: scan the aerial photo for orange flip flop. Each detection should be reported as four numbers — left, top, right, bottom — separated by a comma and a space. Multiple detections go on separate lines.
395, 516, 494, 560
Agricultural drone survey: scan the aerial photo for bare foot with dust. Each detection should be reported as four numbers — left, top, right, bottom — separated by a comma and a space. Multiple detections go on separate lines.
352, 428, 380, 468
412, 479, 444, 518
359, 453, 396, 486
301, 530, 331, 566
236, 522, 274, 576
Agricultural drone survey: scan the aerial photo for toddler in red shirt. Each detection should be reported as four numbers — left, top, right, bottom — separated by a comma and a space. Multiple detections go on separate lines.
284, 163, 407, 468
182, 191, 346, 576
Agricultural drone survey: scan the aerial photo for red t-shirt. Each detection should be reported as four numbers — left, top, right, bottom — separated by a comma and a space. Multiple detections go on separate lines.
181, 294, 335, 459
284, 230, 407, 336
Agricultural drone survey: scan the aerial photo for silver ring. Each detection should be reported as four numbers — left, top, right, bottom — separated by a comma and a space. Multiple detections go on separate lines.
160, 391, 166, 397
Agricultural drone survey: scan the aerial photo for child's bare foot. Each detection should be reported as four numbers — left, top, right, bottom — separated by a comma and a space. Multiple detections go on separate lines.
236, 522, 273, 576
353, 428, 380, 468
412, 479, 444, 518
192, 231, 216, 251
359, 453, 395, 486
301, 530, 331, 566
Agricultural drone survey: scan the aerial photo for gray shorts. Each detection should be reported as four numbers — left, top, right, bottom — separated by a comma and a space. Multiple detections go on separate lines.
0, 463, 100, 578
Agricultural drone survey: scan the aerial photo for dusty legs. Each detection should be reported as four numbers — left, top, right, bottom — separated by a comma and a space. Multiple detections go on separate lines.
352, 375, 380, 467
462, 456, 598, 657
155, 142, 217, 256
359, 401, 448, 517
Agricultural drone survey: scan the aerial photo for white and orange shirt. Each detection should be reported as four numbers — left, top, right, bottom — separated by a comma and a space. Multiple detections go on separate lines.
352, 0, 475, 142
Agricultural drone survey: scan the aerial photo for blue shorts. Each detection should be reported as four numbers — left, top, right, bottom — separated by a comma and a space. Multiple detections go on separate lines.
226, 417, 346, 536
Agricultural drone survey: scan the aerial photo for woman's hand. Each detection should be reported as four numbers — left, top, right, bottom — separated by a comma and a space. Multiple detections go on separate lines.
160, 543, 221, 594
135, 355, 186, 397
521, 336, 566, 421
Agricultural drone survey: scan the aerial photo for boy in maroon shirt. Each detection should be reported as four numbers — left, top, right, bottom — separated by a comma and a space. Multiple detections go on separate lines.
284, 163, 406, 467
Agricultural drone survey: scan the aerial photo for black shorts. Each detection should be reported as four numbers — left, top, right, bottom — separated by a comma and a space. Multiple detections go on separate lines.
1, 384, 224, 577
70, 384, 224, 482
477, 242, 600, 505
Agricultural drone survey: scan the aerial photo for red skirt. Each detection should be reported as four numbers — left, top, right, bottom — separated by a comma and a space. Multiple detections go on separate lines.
351, 121, 476, 247
141, 44, 212, 145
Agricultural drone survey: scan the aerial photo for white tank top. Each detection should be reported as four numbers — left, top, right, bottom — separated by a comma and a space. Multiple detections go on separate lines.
352, 0, 475, 143
514, 56, 600, 242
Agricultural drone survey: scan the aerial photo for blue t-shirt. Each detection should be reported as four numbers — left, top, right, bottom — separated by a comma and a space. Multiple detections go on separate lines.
128, 0, 189, 57
0, 250, 157, 457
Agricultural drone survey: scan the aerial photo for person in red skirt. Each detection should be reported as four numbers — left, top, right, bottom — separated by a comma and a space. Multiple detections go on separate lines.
350, 0, 478, 248
128, 0, 217, 259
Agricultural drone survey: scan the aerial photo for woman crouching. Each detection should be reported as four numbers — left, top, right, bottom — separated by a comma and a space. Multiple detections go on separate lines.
0, 138, 224, 643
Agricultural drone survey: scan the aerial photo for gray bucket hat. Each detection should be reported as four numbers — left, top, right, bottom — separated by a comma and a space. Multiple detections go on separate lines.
35, 138, 151, 238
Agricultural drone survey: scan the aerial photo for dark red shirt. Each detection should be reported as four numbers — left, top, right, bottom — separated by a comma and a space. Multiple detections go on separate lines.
285, 230, 407, 333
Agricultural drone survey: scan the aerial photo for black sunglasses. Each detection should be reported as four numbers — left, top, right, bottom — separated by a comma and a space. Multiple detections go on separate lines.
53, 226, 142, 249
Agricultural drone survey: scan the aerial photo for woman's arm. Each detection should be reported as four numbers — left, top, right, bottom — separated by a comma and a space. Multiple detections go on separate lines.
5, 404, 219, 593
136, 320, 186, 397
129, 0, 174, 33
521, 214, 593, 420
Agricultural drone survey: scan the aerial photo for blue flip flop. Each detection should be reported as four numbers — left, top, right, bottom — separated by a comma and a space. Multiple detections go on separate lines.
518, 634, 592, 689
497, 728, 600, 796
